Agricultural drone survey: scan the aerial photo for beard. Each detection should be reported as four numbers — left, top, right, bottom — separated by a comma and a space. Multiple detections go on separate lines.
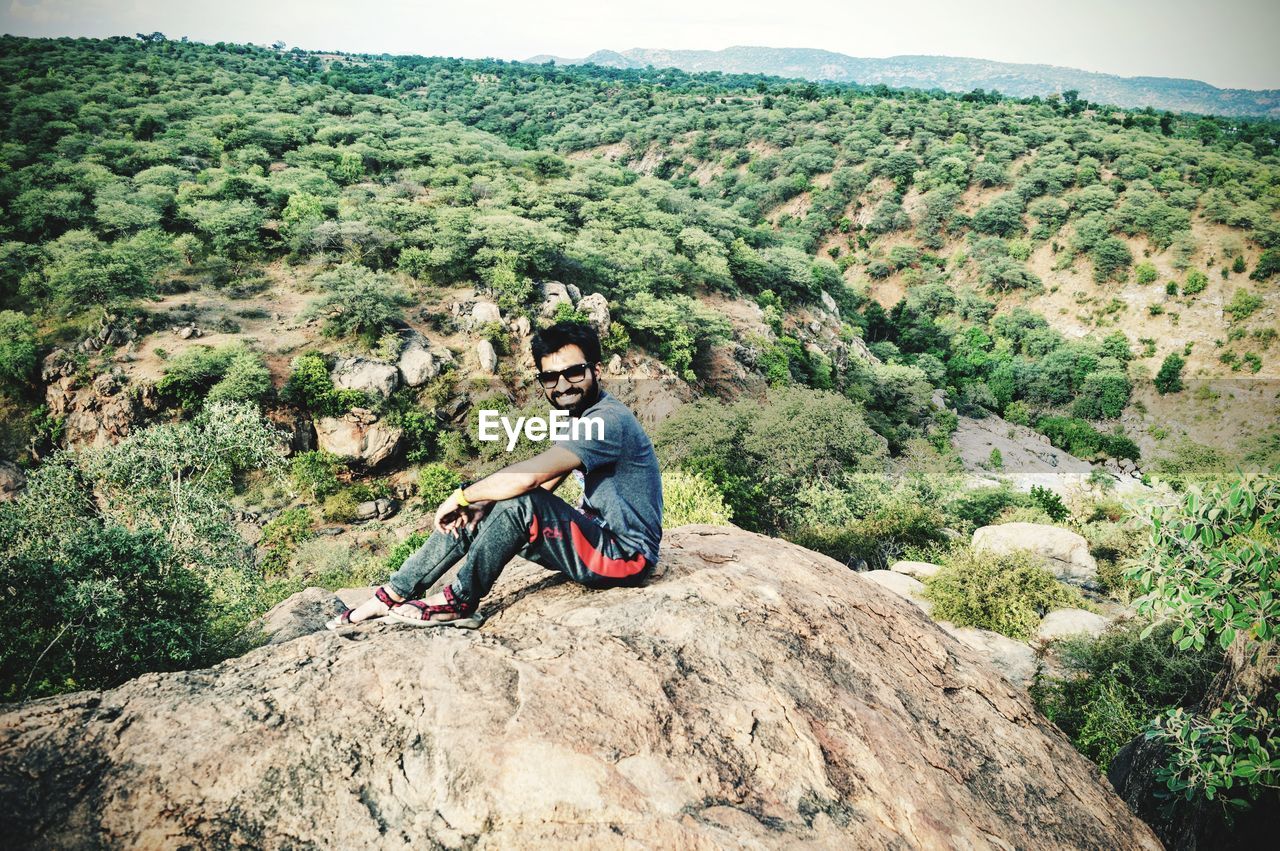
546, 377, 600, 417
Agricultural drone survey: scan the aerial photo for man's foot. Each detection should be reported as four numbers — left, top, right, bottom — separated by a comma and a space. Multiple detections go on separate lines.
325, 586, 404, 630
387, 586, 484, 629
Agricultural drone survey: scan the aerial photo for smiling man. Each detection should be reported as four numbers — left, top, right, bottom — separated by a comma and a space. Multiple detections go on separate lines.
328, 321, 663, 629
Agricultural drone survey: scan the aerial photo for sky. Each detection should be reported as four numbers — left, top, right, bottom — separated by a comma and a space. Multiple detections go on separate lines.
4, 0, 1279, 90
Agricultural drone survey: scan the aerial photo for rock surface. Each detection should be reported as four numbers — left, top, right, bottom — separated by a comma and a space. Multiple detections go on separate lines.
331, 356, 399, 398
577, 292, 611, 335
397, 332, 453, 387
861, 569, 931, 615
476, 340, 499, 374
0, 461, 26, 502
0, 526, 1160, 850
314, 408, 403, 468
1036, 608, 1111, 643
889, 560, 941, 580
937, 622, 1039, 688
973, 522, 1099, 587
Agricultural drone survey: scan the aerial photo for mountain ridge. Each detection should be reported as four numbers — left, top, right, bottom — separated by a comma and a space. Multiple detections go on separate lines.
523, 45, 1280, 117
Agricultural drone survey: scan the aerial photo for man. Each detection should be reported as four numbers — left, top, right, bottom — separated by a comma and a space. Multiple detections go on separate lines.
328, 321, 663, 629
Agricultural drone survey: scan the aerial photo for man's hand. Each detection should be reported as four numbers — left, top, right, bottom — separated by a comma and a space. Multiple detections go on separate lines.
433, 494, 492, 536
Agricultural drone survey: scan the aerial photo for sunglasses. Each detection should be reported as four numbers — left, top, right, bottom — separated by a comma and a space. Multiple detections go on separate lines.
537, 362, 593, 389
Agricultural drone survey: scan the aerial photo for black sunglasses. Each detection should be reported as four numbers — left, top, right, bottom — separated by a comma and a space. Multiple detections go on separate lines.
537, 362, 592, 388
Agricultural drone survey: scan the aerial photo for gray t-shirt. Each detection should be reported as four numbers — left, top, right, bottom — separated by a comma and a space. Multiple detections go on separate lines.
555, 390, 663, 564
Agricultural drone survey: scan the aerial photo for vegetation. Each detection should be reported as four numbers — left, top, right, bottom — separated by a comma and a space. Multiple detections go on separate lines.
923, 548, 1088, 640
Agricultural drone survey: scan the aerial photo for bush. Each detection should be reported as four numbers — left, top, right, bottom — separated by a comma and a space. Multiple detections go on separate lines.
0, 523, 209, 699
306, 264, 411, 346
923, 548, 1088, 640
1031, 621, 1222, 771
0, 310, 38, 392
1183, 270, 1208, 295
1225, 289, 1262, 322
259, 506, 314, 575
157, 343, 271, 409
1154, 353, 1185, 394
946, 484, 1027, 529
290, 450, 344, 500
661, 468, 733, 528
1029, 484, 1069, 522
1134, 262, 1158, 285
280, 353, 366, 416
385, 531, 428, 573
1036, 416, 1141, 461
321, 490, 359, 523
417, 463, 462, 508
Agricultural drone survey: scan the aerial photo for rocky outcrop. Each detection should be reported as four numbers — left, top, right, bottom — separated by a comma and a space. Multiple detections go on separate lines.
862, 569, 931, 614
314, 407, 402, 468
889, 560, 941, 580
539, 280, 574, 316
476, 340, 499, 374
43, 370, 158, 450
577, 292, 610, 336
331, 356, 399, 398
470, 300, 502, 327
0, 526, 1160, 850
973, 522, 1099, 588
936, 621, 1039, 688
397, 332, 454, 387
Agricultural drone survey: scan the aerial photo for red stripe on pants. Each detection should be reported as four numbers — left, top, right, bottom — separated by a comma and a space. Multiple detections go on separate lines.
569, 521, 647, 578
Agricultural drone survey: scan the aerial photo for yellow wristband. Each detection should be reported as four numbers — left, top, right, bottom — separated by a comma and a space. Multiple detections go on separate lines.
455, 487, 470, 508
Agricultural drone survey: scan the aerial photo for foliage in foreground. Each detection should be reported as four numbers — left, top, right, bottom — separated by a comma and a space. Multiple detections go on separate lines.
0, 402, 289, 700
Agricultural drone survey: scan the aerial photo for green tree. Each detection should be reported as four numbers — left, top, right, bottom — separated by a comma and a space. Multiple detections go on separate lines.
306, 264, 411, 346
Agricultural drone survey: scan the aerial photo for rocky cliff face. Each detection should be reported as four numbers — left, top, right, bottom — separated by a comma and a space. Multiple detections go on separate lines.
0, 526, 1161, 849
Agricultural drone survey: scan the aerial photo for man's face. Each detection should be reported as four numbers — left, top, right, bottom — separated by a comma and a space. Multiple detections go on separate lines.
538, 344, 600, 415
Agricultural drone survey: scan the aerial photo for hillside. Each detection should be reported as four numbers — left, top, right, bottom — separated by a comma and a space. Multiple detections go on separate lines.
526, 46, 1280, 118
0, 34, 1278, 847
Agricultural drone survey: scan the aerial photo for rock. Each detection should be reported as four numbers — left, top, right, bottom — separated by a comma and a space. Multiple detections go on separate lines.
0, 526, 1159, 850
331, 356, 399, 398
397, 333, 452, 387
476, 339, 499, 374
44, 375, 151, 450
92, 373, 120, 397
540, 281, 573, 317
862, 569, 931, 614
973, 522, 1099, 587
246, 588, 346, 645
1036, 608, 1111, 643
513, 315, 532, 338
931, 388, 947, 410
355, 498, 398, 522
40, 349, 75, 382
314, 409, 402, 468
471, 300, 502, 326
938, 622, 1039, 688
607, 354, 623, 374
0, 460, 26, 502
890, 560, 941, 580
577, 292, 611, 336
820, 290, 838, 314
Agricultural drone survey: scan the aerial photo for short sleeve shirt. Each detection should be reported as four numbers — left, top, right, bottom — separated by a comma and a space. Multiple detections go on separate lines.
554, 390, 663, 564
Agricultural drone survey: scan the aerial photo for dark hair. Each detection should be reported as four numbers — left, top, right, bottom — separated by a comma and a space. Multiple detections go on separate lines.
531, 321, 602, 369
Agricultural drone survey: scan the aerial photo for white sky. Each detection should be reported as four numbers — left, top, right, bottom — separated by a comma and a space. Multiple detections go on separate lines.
4, 0, 1279, 90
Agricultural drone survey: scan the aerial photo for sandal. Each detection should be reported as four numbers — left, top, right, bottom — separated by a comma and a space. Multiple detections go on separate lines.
386, 586, 485, 630
325, 586, 401, 631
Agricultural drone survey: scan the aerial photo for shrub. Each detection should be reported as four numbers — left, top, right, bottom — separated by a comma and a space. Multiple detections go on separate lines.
384, 531, 428, 573
259, 506, 314, 575
306, 264, 411, 346
923, 548, 1088, 640
1183, 270, 1208, 295
787, 499, 949, 570
1029, 485, 1069, 522
280, 353, 366, 416
1134, 262, 1158, 285
417, 463, 462, 508
1031, 621, 1222, 771
1154, 353, 1185, 394
157, 343, 271, 409
661, 468, 733, 528
1249, 248, 1280, 281
321, 490, 359, 523
0, 310, 38, 391
946, 484, 1026, 529
290, 450, 344, 500
1225, 289, 1262, 322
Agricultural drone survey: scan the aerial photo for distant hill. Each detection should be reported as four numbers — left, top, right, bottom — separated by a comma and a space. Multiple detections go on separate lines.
524, 46, 1280, 118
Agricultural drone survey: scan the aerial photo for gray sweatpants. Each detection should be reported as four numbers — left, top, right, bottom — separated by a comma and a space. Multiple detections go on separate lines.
387, 488, 653, 608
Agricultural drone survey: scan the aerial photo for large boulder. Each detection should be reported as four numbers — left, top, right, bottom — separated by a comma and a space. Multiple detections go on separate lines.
397, 333, 453, 387
471, 301, 502, 327
861, 569, 931, 615
937, 622, 1039, 688
331, 356, 399, 398
314, 407, 402, 468
0, 527, 1160, 849
476, 340, 499, 374
1036, 608, 1111, 643
539, 281, 574, 317
973, 522, 1099, 588
577, 292, 611, 336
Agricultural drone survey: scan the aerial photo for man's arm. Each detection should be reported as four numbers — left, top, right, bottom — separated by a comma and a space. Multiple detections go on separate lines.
434, 446, 581, 534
